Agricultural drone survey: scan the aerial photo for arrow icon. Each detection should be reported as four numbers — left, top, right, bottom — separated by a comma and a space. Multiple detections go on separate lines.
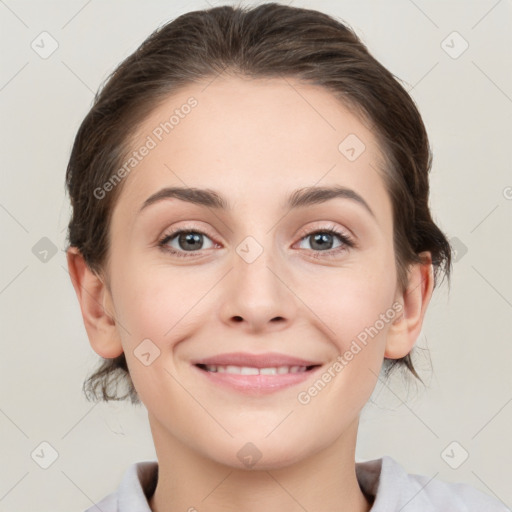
31, 441, 59, 469
135, 339, 161, 366
445, 449, 455, 458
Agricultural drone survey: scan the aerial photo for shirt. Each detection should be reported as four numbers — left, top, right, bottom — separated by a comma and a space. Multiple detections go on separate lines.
84, 455, 510, 511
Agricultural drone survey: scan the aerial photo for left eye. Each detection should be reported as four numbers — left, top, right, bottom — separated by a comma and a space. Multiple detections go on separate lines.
296, 229, 351, 252
158, 230, 216, 256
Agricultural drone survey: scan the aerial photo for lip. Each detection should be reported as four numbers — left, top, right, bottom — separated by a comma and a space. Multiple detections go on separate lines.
191, 352, 322, 368
191, 352, 323, 395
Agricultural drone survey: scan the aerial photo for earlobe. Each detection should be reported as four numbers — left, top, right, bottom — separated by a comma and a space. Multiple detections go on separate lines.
66, 247, 124, 359
385, 252, 434, 359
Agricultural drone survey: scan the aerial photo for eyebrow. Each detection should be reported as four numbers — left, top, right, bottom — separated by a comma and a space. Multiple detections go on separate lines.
138, 185, 375, 217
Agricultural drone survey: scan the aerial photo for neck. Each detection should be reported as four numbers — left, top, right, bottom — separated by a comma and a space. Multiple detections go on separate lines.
148, 415, 372, 512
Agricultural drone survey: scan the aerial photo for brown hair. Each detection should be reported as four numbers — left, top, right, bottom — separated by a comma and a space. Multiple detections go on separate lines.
65, 3, 452, 404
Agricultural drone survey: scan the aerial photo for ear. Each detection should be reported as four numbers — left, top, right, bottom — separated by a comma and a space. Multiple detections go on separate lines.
385, 251, 434, 359
66, 247, 124, 358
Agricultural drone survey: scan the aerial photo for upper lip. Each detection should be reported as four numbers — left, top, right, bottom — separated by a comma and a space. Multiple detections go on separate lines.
192, 352, 322, 368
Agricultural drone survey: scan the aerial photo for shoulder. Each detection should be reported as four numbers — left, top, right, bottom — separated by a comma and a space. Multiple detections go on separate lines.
356, 455, 510, 512
84, 491, 117, 512
83, 460, 158, 512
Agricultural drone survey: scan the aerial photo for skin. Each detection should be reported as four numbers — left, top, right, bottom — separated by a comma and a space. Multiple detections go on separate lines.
67, 75, 433, 512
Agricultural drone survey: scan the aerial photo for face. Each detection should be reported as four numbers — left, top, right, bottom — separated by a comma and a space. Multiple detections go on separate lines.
101, 75, 404, 468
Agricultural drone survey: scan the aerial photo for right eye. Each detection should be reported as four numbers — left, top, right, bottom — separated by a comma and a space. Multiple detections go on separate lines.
158, 228, 218, 258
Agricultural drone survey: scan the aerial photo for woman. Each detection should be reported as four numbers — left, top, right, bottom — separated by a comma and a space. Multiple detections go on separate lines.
65, 3, 508, 511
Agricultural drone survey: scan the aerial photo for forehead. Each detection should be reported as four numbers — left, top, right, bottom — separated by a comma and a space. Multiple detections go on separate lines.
113, 75, 391, 226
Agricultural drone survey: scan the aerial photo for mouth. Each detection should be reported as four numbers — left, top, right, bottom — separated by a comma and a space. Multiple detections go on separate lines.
192, 362, 323, 395
195, 363, 320, 374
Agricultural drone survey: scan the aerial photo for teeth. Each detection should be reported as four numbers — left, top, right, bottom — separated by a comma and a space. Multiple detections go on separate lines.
204, 365, 308, 374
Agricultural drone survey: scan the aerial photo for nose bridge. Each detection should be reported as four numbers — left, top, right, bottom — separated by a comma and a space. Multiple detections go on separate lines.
220, 230, 295, 331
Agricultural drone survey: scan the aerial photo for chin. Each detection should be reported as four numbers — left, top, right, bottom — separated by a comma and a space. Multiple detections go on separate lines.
207, 439, 307, 472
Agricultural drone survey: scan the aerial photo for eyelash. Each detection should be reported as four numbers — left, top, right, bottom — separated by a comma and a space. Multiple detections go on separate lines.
157, 224, 355, 259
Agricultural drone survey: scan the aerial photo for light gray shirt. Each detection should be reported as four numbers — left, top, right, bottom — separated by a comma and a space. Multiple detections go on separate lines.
84, 455, 510, 511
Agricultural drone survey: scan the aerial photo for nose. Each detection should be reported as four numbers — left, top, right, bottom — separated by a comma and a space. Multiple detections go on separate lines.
219, 240, 297, 334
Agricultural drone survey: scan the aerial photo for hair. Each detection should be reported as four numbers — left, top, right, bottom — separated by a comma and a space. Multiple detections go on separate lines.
65, 2, 452, 404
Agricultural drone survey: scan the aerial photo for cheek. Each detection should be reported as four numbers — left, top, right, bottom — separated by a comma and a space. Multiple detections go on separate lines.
293, 269, 397, 420
112, 264, 200, 405
297, 254, 397, 345
114, 260, 216, 350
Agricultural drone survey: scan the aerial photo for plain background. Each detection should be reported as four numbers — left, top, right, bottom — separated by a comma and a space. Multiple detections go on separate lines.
1, 0, 511, 510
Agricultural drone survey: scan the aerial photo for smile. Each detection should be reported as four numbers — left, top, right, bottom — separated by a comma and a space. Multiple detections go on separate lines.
193, 363, 322, 394
197, 364, 317, 374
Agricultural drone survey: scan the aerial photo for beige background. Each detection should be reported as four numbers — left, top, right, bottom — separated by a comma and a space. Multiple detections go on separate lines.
1, 0, 511, 510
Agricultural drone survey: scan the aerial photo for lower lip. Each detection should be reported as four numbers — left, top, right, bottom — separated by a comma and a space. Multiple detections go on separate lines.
192, 365, 322, 395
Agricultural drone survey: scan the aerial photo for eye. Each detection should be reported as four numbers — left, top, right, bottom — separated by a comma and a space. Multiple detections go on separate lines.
157, 223, 355, 259
158, 228, 217, 258
295, 225, 355, 258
